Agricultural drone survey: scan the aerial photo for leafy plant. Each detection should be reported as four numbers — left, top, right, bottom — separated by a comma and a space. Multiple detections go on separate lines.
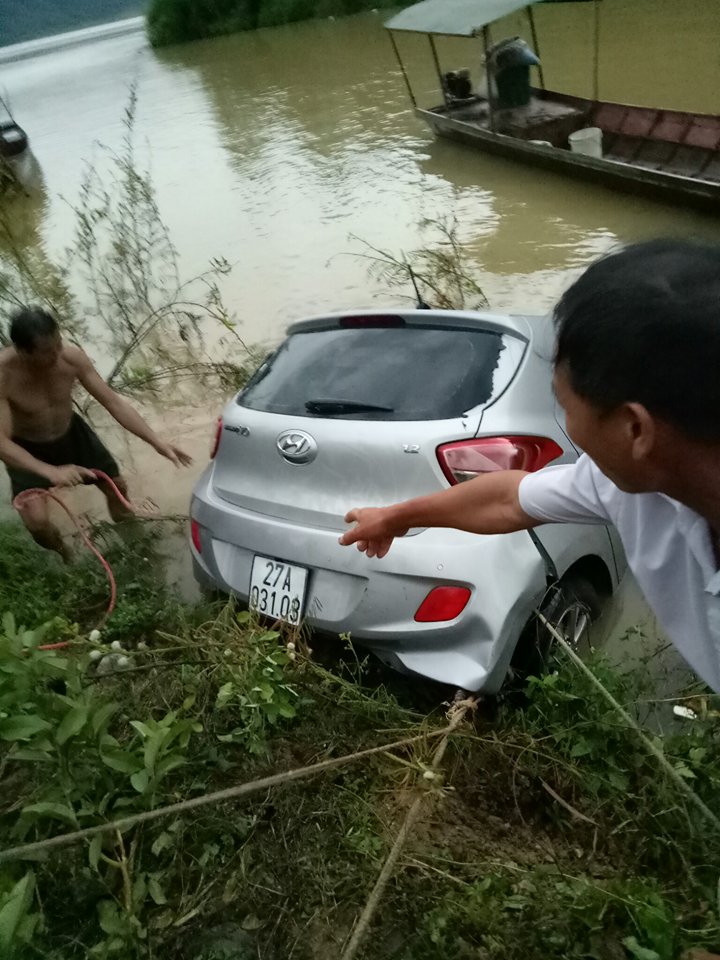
1, 530, 719, 958
351, 216, 489, 311
406, 869, 688, 960
0, 871, 42, 957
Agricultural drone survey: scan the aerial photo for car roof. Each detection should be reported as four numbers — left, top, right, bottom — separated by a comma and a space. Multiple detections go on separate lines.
287, 309, 549, 344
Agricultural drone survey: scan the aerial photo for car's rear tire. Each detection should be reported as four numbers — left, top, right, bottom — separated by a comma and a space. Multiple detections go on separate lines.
510, 574, 603, 683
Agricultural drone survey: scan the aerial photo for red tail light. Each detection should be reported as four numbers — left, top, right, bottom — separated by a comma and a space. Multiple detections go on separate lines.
437, 436, 563, 485
210, 417, 223, 459
415, 586, 471, 623
190, 519, 202, 554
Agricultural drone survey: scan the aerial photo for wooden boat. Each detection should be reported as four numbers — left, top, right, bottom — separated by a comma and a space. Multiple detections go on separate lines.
385, 0, 720, 207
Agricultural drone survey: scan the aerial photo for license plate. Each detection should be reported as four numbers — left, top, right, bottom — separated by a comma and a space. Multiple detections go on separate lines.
249, 555, 308, 625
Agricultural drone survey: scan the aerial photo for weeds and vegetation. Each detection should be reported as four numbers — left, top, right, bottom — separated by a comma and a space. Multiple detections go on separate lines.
350, 216, 490, 311
0, 519, 182, 647
0, 160, 20, 199
0, 520, 718, 959
0, 92, 256, 406
146, 0, 398, 47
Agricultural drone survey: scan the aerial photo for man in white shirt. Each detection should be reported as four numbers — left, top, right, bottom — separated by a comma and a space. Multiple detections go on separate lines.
340, 239, 720, 692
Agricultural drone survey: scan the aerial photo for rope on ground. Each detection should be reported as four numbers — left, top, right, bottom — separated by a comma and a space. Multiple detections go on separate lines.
538, 611, 720, 834
339, 696, 477, 960
0, 728, 454, 864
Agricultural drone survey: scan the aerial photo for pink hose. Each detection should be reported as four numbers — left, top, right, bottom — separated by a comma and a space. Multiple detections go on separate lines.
12, 470, 142, 650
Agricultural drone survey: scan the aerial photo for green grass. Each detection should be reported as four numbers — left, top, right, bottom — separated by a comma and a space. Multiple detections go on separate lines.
146, 0, 399, 47
0, 522, 719, 958
0, 518, 183, 646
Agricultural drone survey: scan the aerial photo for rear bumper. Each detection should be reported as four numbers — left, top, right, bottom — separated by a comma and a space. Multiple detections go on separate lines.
190, 469, 549, 692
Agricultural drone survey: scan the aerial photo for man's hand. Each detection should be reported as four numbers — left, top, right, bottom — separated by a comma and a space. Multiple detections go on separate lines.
72, 349, 194, 468
339, 506, 409, 559
340, 473, 538, 558
155, 442, 193, 467
46, 464, 96, 487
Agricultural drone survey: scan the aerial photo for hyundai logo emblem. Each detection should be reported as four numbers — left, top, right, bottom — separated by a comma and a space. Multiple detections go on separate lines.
276, 429, 318, 464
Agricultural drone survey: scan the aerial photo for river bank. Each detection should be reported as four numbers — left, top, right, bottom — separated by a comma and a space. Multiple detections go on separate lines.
0, 517, 718, 958
146, 0, 398, 47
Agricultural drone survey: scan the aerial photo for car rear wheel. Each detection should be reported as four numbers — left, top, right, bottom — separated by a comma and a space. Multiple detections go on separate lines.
510, 574, 603, 683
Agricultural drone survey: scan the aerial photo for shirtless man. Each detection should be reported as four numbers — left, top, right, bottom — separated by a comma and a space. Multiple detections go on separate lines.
0, 305, 192, 559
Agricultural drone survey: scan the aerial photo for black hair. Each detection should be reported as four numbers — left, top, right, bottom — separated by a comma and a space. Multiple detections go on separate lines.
554, 238, 720, 443
9, 306, 59, 352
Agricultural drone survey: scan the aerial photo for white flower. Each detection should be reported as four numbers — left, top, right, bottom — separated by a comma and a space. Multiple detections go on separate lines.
286, 641, 296, 652
89, 649, 103, 662
89, 629, 102, 643
96, 655, 114, 676
110, 640, 123, 652
117, 656, 131, 669
137, 642, 148, 652
422, 770, 437, 781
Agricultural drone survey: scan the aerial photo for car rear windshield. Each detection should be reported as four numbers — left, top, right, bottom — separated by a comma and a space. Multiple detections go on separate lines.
238, 326, 524, 421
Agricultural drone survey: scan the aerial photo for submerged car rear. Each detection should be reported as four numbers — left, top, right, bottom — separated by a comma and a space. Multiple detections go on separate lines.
191, 310, 613, 690
207, 312, 528, 530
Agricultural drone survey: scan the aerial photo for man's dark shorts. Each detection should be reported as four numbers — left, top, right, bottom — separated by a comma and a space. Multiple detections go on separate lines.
7, 413, 120, 497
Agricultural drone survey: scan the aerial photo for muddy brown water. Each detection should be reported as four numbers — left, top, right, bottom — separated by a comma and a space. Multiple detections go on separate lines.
1, 2, 719, 682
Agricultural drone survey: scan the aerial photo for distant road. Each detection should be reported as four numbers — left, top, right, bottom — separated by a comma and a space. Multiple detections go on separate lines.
0, 0, 147, 47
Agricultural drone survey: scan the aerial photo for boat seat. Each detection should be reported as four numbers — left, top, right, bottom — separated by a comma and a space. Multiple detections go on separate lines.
496, 96, 587, 146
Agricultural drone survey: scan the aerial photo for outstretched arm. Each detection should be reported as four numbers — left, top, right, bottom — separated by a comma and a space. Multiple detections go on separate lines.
340, 470, 538, 558
73, 348, 192, 467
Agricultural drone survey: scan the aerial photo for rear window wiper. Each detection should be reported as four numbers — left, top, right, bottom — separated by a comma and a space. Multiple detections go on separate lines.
305, 398, 395, 415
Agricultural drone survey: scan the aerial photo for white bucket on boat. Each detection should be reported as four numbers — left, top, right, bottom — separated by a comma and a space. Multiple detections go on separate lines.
568, 126, 603, 159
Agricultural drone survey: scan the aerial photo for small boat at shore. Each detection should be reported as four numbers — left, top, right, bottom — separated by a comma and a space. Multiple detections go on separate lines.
385, 0, 720, 208
0, 94, 29, 161
0, 97, 34, 192
1, 119, 29, 160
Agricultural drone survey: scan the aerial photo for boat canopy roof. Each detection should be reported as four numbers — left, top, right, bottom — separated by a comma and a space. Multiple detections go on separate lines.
385, 0, 596, 38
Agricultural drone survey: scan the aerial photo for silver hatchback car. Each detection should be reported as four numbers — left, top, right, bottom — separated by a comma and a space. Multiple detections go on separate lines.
190, 309, 625, 692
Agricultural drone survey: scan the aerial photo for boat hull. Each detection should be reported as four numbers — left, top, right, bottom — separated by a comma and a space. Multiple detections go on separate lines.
420, 107, 720, 209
